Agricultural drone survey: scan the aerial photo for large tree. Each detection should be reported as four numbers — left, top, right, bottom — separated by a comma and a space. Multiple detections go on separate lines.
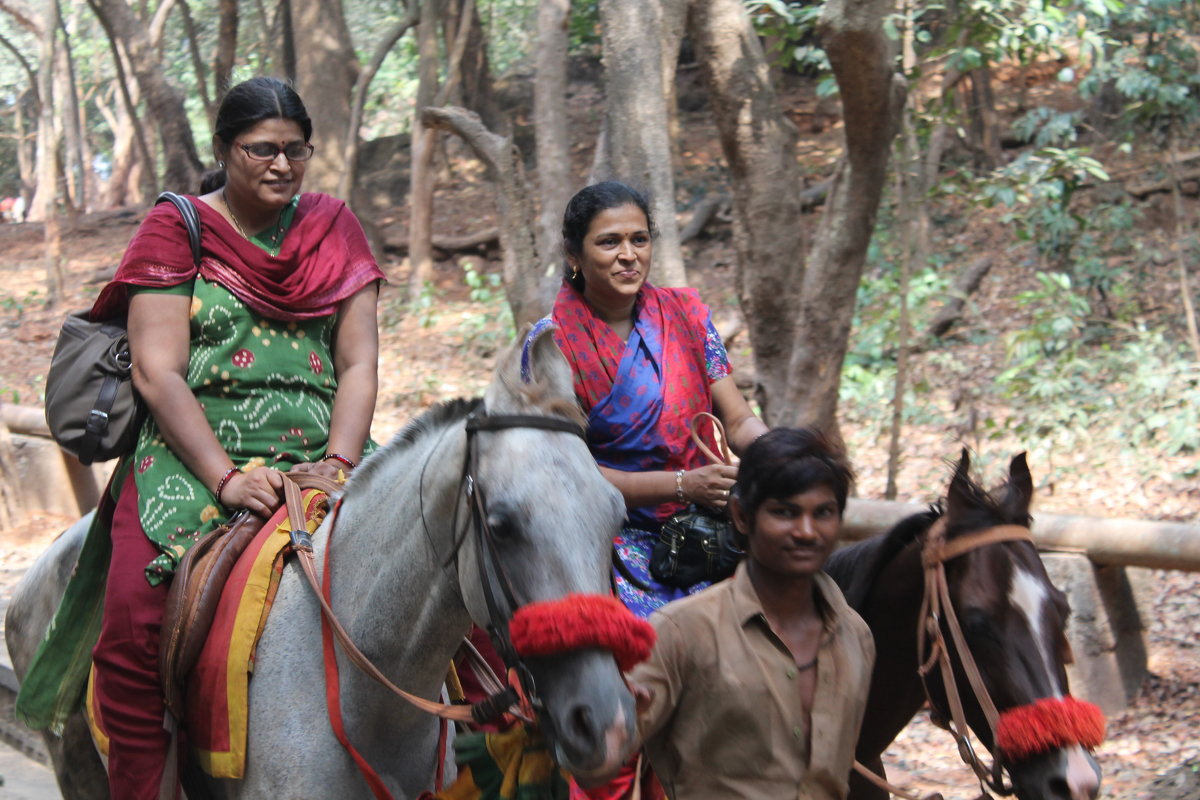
87, 0, 205, 193
287, 0, 359, 197
605, 0, 905, 434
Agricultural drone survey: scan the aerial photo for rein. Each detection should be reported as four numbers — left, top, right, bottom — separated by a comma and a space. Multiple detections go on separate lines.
282, 407, 654, 799
854, 518, 1104, 800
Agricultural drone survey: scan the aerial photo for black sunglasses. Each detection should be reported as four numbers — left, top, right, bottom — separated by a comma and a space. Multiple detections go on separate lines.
237, 141, 315, 162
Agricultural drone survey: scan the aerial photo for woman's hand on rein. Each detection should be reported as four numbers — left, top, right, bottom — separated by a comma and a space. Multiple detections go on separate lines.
290, 459, 349, 482
682, 464, 737, 511
220, 467, 285, 518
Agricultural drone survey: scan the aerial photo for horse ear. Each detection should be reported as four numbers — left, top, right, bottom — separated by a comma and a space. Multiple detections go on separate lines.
1003, 452, 1034, 519
946, 448, 973, 516
522, 322, 575, 400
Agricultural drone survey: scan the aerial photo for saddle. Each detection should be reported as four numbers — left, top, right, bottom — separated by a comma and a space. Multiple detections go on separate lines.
159, 472, 343, 720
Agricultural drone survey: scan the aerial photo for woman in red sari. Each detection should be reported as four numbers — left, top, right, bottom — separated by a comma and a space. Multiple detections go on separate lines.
17, 77, 384, 799
531, 181, 768, 799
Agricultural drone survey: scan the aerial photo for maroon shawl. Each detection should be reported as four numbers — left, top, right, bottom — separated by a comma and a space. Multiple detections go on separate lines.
92, 193, 384, 322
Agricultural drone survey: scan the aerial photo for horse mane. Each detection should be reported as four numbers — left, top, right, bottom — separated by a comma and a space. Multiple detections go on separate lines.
351, 397, 482, 486
825, 506, 942, 612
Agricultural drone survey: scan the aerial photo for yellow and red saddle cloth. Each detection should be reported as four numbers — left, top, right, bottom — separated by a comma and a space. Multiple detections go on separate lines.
86, 488, 329, 778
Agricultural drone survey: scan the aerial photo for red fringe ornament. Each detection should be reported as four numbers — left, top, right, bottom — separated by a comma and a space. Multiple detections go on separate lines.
996, 695, 1105, 761
509, 594, 656, 672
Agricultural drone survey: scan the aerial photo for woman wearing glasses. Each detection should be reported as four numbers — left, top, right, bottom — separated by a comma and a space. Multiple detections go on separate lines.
25, 77, 384, 798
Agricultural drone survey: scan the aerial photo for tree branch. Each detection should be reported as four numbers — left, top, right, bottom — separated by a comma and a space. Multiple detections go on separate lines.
337, 2, 420, 200
0, 0, 41, 35
0, 31, 39, 107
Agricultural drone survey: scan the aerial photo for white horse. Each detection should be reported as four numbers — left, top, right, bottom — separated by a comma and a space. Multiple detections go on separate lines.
7, 328, 636, 798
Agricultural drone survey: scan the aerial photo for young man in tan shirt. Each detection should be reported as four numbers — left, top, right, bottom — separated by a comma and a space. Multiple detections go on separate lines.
626, 428, 874, 800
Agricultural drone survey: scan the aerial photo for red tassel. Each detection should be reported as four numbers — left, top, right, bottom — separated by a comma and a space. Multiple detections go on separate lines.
509, 594, 656, 672
996, 695, 1105, 761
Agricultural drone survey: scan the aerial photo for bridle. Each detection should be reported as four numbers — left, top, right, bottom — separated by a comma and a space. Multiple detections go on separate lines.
855, 517, 1104, 800
458, 409, 594, 725
282, 406, 651, 799
916, 518, 1036, 797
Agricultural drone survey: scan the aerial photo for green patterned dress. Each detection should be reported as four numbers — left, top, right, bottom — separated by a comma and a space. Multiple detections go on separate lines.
133, 275, 341, 584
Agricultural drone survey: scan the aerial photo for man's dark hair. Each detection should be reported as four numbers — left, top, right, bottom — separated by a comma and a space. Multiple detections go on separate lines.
734, 427, 854, 519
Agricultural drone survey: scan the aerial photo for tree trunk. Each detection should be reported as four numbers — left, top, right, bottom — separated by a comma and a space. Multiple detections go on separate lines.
37, 0, 65, 302
407, 0, 445, 303
89, 0, 205, 193
785, 0, 905, 434
458, 0, 498, 130
964, 61, 1001, 170
276, 0, 296, 81
56, 1, 85, 218
422, 106, 547, 327
534, 0, 571, 285
688, 0, 806, 417
15, 89, 37, 215
288, 0, 358, 196
213, 0, 238, 100
90, 6, 157, 204
592, 0, 687, 287
178, 0, 214, 127
338, 3, 420, 201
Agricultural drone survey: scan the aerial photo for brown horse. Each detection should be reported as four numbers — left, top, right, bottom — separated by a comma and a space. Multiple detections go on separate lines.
825, 452, 1102, 800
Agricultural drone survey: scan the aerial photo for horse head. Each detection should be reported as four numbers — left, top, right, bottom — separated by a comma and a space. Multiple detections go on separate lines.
931, 450, 1102, 800
453, 325, 635, 782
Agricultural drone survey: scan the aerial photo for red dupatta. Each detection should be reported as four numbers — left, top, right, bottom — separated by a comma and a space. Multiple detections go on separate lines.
92, 193, 384, 322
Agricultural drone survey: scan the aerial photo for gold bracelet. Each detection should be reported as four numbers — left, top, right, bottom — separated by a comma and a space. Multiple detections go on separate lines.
675, 470, 686, 503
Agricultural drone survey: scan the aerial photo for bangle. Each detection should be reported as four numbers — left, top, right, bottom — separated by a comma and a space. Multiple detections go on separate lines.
214, 467, 240, 502
675, 470, 686, 503
323, 453, 357, 470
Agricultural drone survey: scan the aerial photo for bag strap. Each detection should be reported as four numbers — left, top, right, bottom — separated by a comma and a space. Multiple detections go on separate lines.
155, 191, 202, 268
689, 411, 732, 466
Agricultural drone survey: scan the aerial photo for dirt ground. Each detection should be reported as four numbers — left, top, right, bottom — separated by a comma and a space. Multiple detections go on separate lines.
1, 71, 1197, 797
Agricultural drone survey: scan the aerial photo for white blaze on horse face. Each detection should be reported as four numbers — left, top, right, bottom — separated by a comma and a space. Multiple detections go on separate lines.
1009, 566, 1064, 698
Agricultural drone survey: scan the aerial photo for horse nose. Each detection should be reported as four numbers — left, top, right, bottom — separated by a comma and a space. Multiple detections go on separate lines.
566, 703, 598, 751
1039, 747, 1101, 800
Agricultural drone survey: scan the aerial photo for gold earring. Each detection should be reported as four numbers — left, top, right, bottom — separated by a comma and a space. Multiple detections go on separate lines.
570, 263, 580, 278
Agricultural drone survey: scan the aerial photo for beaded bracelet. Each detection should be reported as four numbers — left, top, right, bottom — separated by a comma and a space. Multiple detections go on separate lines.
214, 467, 240, 502
323, 452, 358, 470
675, 470, 686, 503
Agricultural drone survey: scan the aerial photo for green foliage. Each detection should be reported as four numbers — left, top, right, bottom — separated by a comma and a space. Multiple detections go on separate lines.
977, 146, 1109, 271
457, 259, 514, 355
994, 273, 1200, 459
744, 1, 832, 78
1077, 0, 1200, 141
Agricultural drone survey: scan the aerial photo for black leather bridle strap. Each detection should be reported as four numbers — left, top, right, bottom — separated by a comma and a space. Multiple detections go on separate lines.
465, 412, 585, 439
461, 409, 589, 718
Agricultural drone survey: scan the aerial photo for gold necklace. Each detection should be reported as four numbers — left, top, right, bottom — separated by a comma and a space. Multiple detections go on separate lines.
223, 189, 284, 249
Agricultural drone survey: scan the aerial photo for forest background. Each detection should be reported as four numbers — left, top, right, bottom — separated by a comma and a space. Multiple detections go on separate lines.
0, 0, 1198, 796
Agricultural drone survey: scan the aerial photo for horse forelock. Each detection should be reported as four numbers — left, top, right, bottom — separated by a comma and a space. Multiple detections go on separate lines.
826, 507, 942, 611
944, 467, 1032, 540
494, 365, 587, 428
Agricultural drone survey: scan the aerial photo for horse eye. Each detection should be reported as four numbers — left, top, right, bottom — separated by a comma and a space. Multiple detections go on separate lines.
485, 511, 517, 541
962, 609, 1000, 646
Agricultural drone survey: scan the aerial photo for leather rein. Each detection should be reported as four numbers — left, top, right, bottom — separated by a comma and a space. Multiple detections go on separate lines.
853, 519, 1035, 800
283, 409, 588, 726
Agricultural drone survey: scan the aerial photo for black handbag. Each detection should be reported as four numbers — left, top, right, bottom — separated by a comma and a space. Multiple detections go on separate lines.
44, 192, 201, 464
648, 412, 744, 589
650, 505, 743, 589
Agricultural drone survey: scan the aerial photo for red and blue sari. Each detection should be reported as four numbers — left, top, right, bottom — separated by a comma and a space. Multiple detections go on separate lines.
530, 281, 731, 619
